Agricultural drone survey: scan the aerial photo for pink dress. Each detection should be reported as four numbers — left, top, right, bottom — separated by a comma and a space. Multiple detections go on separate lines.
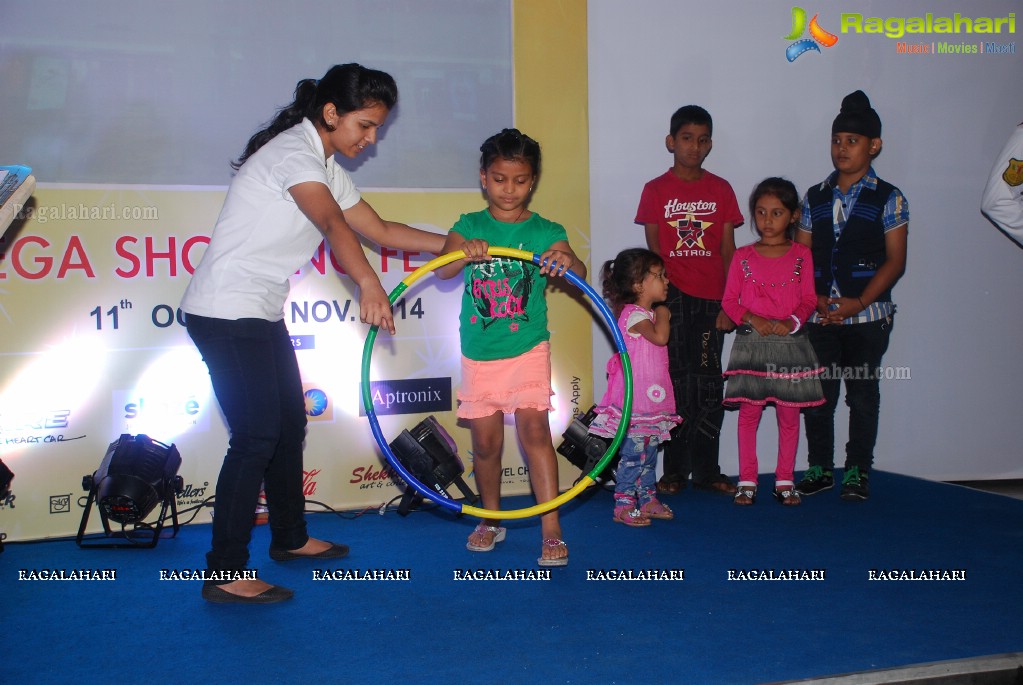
590, 304, 682, 440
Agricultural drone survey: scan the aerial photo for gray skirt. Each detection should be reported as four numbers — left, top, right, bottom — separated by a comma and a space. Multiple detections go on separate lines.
724, 325, 825, 408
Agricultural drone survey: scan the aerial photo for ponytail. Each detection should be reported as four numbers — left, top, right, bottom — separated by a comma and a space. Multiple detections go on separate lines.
232, 63, 398, 170
601, 248, 662, 313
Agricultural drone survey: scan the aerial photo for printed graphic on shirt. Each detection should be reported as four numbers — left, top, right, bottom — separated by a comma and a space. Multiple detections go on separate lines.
466, 257, 533, 332
1002, 157, 1023, 187
673, 215, 712, 252
664, 198, 718, 257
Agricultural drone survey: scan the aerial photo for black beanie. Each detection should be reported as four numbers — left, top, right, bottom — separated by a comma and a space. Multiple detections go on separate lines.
831, 90, 881, 138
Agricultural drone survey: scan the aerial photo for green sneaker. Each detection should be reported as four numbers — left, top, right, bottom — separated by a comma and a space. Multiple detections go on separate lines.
795, 465, 834, 495
840, 466, 870, 501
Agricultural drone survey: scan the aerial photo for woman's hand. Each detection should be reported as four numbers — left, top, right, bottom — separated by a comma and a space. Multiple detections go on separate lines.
358, 281, 395, 335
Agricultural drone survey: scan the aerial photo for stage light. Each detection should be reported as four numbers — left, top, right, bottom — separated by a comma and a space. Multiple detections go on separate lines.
0, 458, 12, 554
389, 416, 477, 516
556, 405, 617, 483
0, 458, 12, 501
77, 434, 184, 548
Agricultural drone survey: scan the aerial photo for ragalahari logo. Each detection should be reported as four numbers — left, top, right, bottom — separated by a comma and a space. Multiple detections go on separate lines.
785, 7, 839, 61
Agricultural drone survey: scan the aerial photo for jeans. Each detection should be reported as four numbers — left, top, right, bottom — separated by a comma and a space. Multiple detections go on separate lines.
662, 286, 727, 484
186, 314, 309, 577
614, 434, 661, 508
802, 317, 893, 471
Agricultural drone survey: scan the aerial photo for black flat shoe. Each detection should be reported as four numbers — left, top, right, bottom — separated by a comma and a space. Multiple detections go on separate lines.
269, 541, 349, 561
655, 477, 684, 495
202, 583, 294, 604
694, 477, 737, 495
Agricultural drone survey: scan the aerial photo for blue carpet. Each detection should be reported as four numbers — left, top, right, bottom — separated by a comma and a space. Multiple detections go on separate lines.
6, 471, 1022, 685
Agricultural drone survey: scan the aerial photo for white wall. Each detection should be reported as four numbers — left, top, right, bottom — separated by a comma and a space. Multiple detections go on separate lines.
588, 0, 1023, 480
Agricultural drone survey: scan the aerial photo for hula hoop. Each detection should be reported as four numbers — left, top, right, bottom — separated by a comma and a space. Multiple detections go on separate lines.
360, 247, 632, 520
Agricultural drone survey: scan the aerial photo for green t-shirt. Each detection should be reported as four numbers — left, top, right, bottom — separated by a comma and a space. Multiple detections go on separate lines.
450, 209, 569, 361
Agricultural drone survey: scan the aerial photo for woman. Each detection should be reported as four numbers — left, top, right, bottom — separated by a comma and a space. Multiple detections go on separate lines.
181, 63, 474, 603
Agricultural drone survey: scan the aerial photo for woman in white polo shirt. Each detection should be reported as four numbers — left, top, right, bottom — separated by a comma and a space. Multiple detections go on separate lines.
181, 63, 477, 604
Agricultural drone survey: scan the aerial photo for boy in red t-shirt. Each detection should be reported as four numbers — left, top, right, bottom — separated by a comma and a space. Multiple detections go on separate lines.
635, 105, 744, 495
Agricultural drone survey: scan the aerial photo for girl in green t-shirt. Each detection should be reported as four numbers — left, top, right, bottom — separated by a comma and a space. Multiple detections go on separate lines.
437, 128, 585, 567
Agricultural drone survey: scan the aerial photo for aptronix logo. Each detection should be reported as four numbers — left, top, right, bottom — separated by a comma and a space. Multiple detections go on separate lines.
360, 377, 452, 417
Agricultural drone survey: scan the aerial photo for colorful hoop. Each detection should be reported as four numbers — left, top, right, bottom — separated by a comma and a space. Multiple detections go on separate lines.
360, 247, 632, 520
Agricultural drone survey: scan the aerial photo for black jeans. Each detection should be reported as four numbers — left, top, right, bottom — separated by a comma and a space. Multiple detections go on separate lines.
186, 314, 309, 577
802, 316, 893, 472
662, 287, 727, 484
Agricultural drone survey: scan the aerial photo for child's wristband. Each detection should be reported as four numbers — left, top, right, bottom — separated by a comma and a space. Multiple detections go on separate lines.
789, 314, 802, 334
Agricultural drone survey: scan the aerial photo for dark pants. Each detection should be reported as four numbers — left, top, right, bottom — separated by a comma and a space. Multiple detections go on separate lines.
186, 314, 309, 578
802, 317, 893, 472
662, 286, 727, 485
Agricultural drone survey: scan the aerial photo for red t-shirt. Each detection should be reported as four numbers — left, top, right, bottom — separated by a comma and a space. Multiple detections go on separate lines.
634, 169, 744, 299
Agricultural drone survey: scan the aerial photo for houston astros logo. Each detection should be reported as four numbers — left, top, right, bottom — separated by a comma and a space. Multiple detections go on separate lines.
673, 215, 709, 250
784, 6, 839, 62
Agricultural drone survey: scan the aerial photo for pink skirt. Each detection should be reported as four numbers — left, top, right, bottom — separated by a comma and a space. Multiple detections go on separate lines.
457, 342, 554, 419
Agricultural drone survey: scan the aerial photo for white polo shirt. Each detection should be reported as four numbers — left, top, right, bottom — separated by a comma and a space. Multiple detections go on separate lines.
181, 118, 361, 321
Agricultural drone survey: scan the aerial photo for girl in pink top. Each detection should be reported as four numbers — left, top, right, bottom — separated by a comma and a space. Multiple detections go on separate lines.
722, 178, 825, 506
591, 248, 682, 526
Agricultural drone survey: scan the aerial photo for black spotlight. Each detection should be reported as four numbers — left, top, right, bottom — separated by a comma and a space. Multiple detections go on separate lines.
0, 458, 12, 554
0, 458, 12, 502
77, 434, 184, 549
556, 405, 618, 483
389, 416, 477, 516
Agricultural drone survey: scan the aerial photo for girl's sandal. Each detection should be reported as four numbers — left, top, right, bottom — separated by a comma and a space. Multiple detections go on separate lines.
773, 487, 802, 506
640, 499, 674, 520
466, 524, 506, 552
613, 506, 652, 527
733, 485, 757, 506
538, 538, 569, 567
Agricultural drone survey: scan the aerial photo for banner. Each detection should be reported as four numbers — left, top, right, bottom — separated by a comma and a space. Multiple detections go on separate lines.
0, 187, 595, 541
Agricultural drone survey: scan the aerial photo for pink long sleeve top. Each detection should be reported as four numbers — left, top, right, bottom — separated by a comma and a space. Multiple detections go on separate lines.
722, 243, 817, 326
